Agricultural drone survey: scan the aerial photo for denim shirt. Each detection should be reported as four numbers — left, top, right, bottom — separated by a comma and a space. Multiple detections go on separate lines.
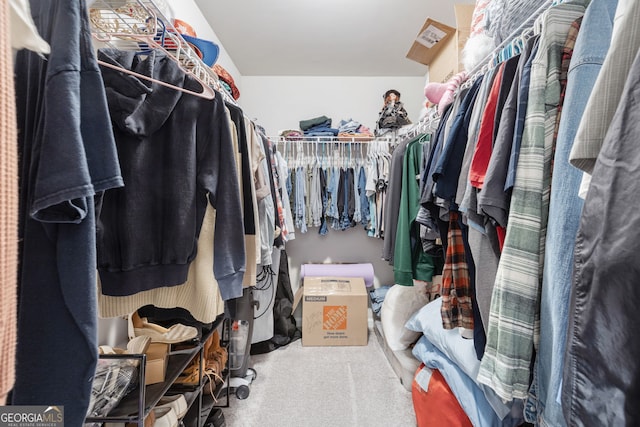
528, 1, 619, 426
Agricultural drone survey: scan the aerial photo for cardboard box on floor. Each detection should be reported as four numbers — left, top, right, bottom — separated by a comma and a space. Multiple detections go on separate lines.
406, 4, 475, 84
294, 277, 368, 346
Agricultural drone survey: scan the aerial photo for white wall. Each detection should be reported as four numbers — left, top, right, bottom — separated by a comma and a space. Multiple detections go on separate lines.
239, 75, 429, 295
240, 76, 427, 134
165, 0, 243, 92
285, 228, 395, 293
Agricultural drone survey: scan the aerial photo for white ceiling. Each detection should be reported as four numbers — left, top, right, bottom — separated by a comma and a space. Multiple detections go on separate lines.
195, 0, 472, 77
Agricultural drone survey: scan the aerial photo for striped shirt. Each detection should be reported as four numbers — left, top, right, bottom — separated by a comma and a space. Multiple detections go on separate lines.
477, 1, 587, 402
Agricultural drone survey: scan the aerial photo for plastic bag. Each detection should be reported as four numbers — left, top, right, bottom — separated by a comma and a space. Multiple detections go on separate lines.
85, 357, 140, 424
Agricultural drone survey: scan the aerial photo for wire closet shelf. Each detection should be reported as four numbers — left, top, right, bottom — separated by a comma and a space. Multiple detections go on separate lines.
88, 0, 234, 102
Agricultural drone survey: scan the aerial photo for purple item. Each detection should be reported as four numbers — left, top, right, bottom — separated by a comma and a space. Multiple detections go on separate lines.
300, 263, 375, 288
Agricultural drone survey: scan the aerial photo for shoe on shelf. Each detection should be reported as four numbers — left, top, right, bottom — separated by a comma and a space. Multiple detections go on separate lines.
204, 330, 227, 379
128, 311, 198, 344
175, 358, 202, 386
127, 335, 152, 354
152, 407, 178, 427
98, 336, 152, 356
98, 345, 122, 355
156, 394, 188, 420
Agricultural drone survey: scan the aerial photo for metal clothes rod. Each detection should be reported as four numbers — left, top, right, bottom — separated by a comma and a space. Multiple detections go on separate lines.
269, 136, 394, 144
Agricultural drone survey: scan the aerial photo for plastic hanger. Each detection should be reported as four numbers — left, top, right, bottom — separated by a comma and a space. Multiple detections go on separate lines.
90, 1, 217, 100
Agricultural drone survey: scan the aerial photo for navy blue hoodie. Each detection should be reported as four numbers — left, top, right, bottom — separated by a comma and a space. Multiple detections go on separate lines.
97, 48, 245, 300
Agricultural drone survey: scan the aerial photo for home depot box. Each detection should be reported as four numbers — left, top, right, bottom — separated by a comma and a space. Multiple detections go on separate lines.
301, 277, 368, 346
406, 4, 475, 83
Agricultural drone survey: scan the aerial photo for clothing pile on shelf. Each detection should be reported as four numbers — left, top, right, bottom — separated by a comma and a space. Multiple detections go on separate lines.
393, 0, 640, 426
279, 129, 304, 139
337, 118, 374, 140
299, 115, 339, 137
294, 115, 374, 139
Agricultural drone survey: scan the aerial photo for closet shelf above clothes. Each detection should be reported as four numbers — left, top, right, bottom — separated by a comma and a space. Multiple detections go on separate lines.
88, 0, 232, 102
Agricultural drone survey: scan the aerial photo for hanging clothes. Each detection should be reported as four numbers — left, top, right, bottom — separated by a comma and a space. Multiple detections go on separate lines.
393, 136, 439, 286
339, 167, 356, 230
102, 102, 264, 324
504, 37, 542, 196
477, 0, 588, 402
99, 201, 226, 323
357, 164, 369, 228
462, 56, 518, 348
382, 137, 412, 263
562, 0, 640, 424
255, 139, 275, 265
353, 163, 362, 224
562, 46, 640, 427
277, 139, 386, 237
476, 36, 538, 330
263, 135, 286, 248
431, 78, 484, 336
478, 35, 539, 253
527, 0, 618, 425
96, 49, 245, 301
274, 150, 296, 242
309, 164, 322, 228
12, 0, 123, 423
226, 102, 260, 288
439, 212, 473, 330
294, 165, 307, 233
366, 147, 391, 238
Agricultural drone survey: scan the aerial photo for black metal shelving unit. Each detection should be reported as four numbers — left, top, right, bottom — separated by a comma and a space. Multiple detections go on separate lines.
86, 315, 228, 427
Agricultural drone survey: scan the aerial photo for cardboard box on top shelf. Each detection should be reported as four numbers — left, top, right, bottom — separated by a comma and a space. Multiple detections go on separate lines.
144, 342, 170, 385
298, 277, 368, 346
406, 4, 475, 84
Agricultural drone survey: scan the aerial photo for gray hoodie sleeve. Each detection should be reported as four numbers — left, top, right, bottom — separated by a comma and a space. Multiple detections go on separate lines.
199, 91, 246, 300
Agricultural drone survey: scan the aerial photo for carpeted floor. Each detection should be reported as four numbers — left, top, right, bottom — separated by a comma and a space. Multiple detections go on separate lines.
218, 330, 416, 427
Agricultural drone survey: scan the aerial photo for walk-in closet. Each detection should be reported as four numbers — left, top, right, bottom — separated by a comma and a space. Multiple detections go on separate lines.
2, 0, 638, 425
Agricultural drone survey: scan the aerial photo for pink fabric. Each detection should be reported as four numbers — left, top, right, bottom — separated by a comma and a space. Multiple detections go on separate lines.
424, 82, 448, 105
425, 71, 468, 116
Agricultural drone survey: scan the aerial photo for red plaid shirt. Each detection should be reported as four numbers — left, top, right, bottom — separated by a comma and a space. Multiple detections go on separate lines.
440, 211, 474, 330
